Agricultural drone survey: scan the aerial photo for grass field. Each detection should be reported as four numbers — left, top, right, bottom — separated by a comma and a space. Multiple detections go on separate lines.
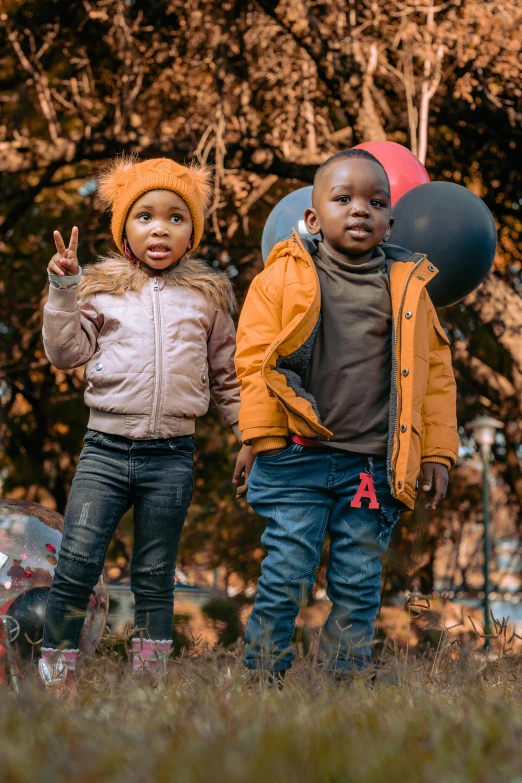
2, 632, 522, 783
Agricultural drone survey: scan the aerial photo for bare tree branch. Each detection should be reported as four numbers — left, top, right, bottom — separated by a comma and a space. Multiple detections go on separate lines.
6, 24, 63, 144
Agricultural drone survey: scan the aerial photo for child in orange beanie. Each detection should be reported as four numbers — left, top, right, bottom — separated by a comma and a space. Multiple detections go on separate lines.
40, 156, 253, 694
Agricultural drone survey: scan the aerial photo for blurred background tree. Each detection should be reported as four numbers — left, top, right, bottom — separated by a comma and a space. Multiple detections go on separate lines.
1, 0, 521, 596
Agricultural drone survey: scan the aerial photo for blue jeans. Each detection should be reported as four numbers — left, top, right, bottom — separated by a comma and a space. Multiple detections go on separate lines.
43, 429, 195, 648
244, 445, 402, 672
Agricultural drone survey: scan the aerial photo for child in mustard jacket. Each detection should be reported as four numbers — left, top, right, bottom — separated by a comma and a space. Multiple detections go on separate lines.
235, 149, 458, 679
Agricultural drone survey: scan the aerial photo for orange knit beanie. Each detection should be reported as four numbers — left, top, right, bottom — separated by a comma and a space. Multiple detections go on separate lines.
97, 156, 212, 252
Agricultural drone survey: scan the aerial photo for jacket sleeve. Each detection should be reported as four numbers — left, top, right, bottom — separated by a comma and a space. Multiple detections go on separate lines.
42, 286, 102, 370
207, 307, 241, 437
234, 274, 288, 452
421, 300, 460, 469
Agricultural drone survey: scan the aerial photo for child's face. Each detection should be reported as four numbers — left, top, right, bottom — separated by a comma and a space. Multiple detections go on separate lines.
304, 158, 393, 263
125, 189, 193, 271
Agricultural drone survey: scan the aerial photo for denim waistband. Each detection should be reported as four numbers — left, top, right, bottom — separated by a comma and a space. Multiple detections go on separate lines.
85, 428, 195, 450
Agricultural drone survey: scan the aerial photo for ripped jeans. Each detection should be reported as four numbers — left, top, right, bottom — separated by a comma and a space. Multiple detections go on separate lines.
43, 430, 195, 649
244, 445, 403, 672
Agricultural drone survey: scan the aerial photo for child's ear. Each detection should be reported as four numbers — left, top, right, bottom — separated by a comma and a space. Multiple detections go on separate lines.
304, 207, 321, 236
384, 217, 394, 242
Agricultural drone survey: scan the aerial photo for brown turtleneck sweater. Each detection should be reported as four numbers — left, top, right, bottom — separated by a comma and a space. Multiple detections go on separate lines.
304, 242, 392, 455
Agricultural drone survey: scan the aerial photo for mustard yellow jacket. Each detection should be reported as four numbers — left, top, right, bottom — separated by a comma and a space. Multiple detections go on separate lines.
235, 231, 459, 509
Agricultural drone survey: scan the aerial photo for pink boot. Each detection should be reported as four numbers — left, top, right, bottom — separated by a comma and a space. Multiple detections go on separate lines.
131, 638, 172, 686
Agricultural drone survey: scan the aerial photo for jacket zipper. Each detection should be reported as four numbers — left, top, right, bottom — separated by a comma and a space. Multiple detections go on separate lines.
260, 233, 319, 376
260, 336, 327, 438
150, 276, 163, 437
258, 237, 326, 435
260, 340, 281, 375
388, 256, 426, 487
267, 375, 325, 435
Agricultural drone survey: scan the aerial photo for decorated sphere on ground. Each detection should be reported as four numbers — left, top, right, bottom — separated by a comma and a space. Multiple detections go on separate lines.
0, 500, 108, 659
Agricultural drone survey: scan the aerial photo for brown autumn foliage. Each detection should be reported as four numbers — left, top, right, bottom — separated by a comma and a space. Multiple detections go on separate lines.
0, 0, 521, 594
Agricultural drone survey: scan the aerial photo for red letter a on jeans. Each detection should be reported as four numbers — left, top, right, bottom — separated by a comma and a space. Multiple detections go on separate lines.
350, 473, 380, 509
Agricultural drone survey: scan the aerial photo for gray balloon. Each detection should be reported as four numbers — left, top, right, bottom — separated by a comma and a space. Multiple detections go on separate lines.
261, 186, 315, 263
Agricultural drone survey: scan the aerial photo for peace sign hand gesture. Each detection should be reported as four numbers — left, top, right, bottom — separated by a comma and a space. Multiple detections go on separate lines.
48, 227, 80, 276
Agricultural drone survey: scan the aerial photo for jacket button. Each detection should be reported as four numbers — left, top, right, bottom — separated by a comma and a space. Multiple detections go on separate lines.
201, 374, 207, 383
417, 275, 425, 281
405, 311, 412, 319
428, 265, 435, 272
401, 424, 407, 432
398, 481, 403, 489
95, 362, 103, 371
402, 368, 409, 377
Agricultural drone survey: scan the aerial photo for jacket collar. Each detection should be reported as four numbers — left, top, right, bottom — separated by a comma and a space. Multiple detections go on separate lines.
78, 254, 236, 313
287, 230, 424, 269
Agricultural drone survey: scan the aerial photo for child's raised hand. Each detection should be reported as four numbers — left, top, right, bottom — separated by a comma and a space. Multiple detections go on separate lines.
233, 444, 255, 501
421, 462, 449, 510
48, 227, 80, 276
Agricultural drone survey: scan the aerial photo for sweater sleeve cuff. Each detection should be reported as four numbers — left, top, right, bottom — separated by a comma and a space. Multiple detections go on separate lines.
251, 436, 288, 455
48, 267, 82, 289
421, 456, 452, 469
46, 285, 79, 313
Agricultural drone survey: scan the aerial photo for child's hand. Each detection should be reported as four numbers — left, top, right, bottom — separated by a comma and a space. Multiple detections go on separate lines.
48, 227, 80, 276
233, 444, 255, 500
421, 463, 449, 510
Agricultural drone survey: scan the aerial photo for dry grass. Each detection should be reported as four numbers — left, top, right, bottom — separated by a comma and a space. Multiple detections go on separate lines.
3, 603, 522, 783
1, 656, 522, 782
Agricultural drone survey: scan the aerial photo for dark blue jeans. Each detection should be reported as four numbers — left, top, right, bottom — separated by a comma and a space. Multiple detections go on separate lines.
244, 445, 402, 672
43, 430, 195, 648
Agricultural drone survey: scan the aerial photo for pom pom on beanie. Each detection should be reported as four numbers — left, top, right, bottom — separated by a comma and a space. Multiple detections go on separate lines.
97, 156, 212, 252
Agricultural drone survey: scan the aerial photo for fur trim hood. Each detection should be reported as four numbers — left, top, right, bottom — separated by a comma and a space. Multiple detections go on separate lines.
78, 255, 236, 314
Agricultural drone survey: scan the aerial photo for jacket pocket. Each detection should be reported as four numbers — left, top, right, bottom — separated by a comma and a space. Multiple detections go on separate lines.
433, 318, 451, 346
85, 349, 119, 388
407, 408, 423, 491
255, 442, 298, 462
85, 352, 106, 384
199, 361, 209, 389
412, 408, 423, 435
413, 355, 429, 410
431, 320, 453, 377
89, 353, 112, 386
434, 350, 454, 378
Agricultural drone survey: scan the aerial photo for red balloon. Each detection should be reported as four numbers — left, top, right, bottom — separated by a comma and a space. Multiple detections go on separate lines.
353, 141, 429, 206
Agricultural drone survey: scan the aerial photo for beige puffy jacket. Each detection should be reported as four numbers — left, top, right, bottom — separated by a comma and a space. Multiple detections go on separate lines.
43, 257, 241, 440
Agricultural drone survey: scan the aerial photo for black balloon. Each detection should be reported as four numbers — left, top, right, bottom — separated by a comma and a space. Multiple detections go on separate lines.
390, 181, 497, 308
7, 586, 49, 658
